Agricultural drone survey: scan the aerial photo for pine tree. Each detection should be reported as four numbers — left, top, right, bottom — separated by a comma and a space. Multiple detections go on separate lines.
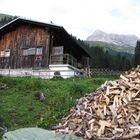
134, 40, 140, 66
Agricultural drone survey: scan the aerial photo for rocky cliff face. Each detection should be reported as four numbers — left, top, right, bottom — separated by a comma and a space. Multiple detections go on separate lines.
87, 30, 139, 47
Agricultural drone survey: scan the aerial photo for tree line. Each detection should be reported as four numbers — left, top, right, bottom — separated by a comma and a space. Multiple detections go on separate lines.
134, 40, 140, 67
73, 36, 140, 71
0, 15, 17, 27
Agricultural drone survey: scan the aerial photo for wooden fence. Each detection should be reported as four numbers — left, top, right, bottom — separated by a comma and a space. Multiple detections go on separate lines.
0, 68, 84, 79
90, 68, 123, 76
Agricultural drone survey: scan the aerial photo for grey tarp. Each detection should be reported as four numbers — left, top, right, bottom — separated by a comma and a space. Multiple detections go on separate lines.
1, 128, 84, 140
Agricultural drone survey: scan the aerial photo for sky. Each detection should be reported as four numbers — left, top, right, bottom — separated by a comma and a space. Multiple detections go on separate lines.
0, 0, 140, 40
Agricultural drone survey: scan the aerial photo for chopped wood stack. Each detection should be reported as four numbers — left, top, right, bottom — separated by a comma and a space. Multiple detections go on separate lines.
53, 66, 140, 139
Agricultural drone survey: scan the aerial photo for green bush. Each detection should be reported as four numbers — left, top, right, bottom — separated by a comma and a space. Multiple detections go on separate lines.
52, 71, 64, 80
54, 71, 60, 76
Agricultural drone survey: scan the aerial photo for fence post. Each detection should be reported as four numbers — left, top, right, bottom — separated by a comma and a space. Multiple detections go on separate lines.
8, 66, 10, 76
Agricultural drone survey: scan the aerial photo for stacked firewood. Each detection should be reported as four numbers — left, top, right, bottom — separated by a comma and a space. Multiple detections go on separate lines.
53, 66, 140, 139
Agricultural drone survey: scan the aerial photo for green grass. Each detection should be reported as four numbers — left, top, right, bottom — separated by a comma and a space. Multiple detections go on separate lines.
0, 75, 118, 137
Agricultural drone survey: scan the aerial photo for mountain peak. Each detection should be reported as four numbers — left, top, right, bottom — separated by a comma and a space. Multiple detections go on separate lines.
93, 30, 106, 34
87, 30, 139, 47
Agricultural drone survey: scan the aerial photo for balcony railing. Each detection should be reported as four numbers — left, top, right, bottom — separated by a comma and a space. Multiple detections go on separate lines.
50, 53, 78, 67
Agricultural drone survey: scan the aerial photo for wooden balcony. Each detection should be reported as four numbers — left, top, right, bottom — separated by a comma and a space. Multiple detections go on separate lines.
50, 53, 78, 68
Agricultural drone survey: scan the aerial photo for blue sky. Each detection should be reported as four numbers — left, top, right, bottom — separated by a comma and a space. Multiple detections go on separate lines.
0, 0, 140, 40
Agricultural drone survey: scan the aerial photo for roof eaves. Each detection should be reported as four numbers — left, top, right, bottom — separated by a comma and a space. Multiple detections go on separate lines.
0, 16, 63, 31
19, 17, 63, 29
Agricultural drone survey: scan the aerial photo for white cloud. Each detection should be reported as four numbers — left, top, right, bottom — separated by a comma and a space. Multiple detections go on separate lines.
0, 0, 140, 39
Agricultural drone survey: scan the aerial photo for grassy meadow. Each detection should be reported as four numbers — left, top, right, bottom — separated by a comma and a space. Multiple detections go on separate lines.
0, 75, 118, 137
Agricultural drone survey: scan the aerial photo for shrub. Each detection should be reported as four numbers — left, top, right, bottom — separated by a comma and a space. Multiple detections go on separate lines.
52, 71, 64, 80
54, 71, 61, 76
70, 83, 89, 94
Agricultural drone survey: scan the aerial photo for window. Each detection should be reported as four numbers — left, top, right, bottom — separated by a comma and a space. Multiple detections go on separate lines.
36, 48, 43, 55
23, 49, 28, 56
5, 49, 10, 57
28, 48, 35, 55
0, 51, 5, 57
51, 46, 64, 55
0, 49, 10, 57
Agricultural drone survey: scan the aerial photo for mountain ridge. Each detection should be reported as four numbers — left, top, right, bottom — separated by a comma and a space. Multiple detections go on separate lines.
87, 30, 139, 47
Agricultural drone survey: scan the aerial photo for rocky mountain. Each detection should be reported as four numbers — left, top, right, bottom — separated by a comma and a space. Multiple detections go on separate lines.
87, 30, 139, 47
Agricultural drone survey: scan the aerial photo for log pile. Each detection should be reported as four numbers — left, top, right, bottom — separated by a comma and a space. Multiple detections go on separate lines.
53, 66, 140, 139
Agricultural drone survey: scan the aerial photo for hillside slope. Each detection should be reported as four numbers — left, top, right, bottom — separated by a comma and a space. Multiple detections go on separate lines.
0, 13, 16, 27
0, 13, 12, 20
86, 41, 135, 55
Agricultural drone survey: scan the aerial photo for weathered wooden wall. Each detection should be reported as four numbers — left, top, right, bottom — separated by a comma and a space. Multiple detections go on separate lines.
0, 25, 50, 68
